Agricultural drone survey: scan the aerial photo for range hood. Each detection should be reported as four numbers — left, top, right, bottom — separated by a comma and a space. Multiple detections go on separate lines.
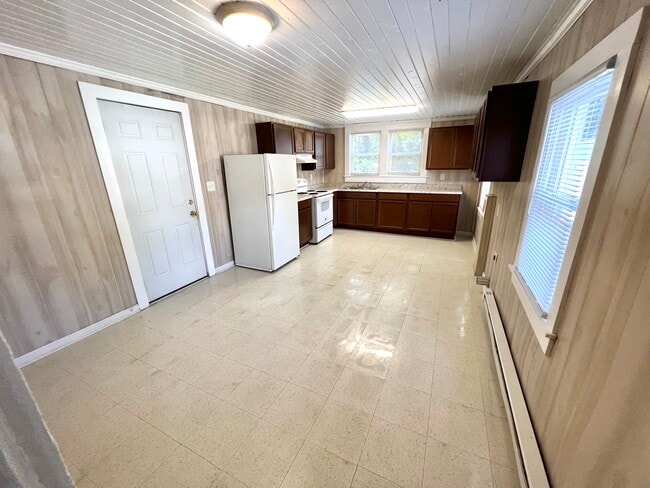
295, 154, 317, 164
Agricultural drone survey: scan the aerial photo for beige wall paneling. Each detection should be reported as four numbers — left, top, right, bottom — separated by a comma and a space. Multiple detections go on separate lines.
0, 54, 330, 357
474, 195, 496, 276
483, 3, 650, 486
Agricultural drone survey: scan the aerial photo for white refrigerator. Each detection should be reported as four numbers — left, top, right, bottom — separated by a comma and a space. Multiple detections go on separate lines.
223, 154, 300, 271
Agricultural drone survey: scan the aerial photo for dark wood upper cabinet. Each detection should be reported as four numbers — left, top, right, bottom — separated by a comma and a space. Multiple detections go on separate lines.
426, 125, 474, 170
314, 132, 326, 170
304, 130, 314, 153
471, 81, 539, 181
325, 133, 335, 169
293, 127, 305, 153
255, 122, 294, 154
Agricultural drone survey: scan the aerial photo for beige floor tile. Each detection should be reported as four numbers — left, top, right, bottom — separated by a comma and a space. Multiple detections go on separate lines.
141, 445, 219, 488
422, 438, 493, 488
491, 462, 520, 488
75, 477, 99, 488
437, 320, 477, 349
73, 348, 136, 387
53, 405, 145, 478
140, 337, 197, 371
428, 397, 490, 459
375, 380, 430, 435
95, 359, 159, 403
257, 345, 308, 381
351, 467, 401, 488
281, 442, 356, 488
227, 335, 277, 368
386, 351, 433, 393
312, 334, 357, 365
193, 356, 252, 400
481, 378, 508, 418
263, 383, 325, 438
163, 346, 222, 385
118, 326, 171, 358
250, 316, 296, 344
308, 399, 372, 463
227, 370, 287, 418
346, 341, 393, 379
87, 422, 178, 488
182, 401, 258, 468
223, 421, 302, 488
330, 367, 384, 414
395, 331, 436, 363
291, 355, 344, 396
432, 364, 484, 410
401, 315, 438, 338
281, 327, 326, 354
435, 340, 480, 376
49, 334, 115, 373
486, 413, 517, 468
359, 417, 426, 488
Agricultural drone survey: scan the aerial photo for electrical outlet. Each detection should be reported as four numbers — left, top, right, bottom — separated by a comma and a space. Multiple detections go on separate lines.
492, 252, 498, 262
206, 181, 216, 192
439, 172, 446, 181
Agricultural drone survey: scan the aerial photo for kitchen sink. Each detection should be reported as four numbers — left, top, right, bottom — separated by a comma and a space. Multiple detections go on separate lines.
343, 184, 380, 190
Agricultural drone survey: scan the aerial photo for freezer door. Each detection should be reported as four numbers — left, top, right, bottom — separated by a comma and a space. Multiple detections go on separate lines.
264, 154, 298, 195
267, 191, 300, 270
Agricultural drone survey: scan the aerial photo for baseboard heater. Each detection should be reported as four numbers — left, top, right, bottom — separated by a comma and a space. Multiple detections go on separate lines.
483, 288, 550, 488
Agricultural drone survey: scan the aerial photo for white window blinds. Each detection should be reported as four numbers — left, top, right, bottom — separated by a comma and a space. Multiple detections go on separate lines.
516, 68, 614, 315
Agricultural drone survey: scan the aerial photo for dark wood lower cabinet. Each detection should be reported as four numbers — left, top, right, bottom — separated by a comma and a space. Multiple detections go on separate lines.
335, 191, 460, 239
298, 199, 312, 247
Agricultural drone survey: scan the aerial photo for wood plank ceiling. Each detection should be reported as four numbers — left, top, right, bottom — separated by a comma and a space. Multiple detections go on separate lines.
0, 0, 576, 125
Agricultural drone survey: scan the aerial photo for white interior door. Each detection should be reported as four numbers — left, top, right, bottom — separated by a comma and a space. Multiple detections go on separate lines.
98, 100, 207, 301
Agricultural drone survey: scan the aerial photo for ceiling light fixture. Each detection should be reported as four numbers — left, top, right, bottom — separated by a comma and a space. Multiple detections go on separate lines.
341, 105, 419, 119
215, 1, 278, 48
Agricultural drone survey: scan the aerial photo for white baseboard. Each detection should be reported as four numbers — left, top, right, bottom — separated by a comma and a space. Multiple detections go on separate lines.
214, 260, 235, 273
483, 289, 549, 488
14, 306, 140, 369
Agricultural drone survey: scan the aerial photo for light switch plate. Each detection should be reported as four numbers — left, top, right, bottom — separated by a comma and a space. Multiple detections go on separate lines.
206, 181, 216, 192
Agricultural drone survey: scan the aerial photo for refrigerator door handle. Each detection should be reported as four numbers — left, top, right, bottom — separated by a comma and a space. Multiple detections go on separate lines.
269, 196, 275, 231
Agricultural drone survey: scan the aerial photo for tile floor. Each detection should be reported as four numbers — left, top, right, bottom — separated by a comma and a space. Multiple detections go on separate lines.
22, 229, 520, 488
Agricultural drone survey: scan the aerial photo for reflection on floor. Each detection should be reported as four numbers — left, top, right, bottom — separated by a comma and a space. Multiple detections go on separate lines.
22, 229, 519, 488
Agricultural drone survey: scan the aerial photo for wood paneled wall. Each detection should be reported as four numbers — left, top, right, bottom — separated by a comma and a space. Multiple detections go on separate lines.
484, 3, 650, 486
0, 54, 331, 356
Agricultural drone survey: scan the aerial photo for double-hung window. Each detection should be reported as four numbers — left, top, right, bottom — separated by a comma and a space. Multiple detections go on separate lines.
510, 11, 639, 354
345, 121, 429, 183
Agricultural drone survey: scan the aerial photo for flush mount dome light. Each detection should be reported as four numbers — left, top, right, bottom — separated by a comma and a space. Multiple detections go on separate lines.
215, 1, 278, 47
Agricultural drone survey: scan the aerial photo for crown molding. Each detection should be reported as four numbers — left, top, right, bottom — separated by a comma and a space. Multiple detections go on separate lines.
0, 42, 325, 129
515, 0, 596, 82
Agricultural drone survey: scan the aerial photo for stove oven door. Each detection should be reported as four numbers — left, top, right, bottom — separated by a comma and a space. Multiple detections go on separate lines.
313, 193, 333, 228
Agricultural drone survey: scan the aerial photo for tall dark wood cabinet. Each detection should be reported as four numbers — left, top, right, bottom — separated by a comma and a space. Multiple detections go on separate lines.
325, 133, 335, 169
471, 81, 539, 181
255, 122, 294, 154
314, 132, 326, 169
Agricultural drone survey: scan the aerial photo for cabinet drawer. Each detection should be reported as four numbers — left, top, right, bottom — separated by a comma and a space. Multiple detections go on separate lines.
337, 191, 376, 200
409, 193, 460, 203
377, 192, 407, 200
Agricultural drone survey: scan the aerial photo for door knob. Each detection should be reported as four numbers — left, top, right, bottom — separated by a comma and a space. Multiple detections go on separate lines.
188, 199, 194, 205
190, 210, 197, 217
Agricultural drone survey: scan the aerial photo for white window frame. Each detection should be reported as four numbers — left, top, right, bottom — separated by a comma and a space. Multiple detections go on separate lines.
509, 10, 642, 355
345, 120, 430, 183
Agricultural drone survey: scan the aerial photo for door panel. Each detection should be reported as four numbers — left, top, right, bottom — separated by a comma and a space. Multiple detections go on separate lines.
338, 199, 356, 226
99, 100, 207, 301
265, 154, 297, 195
406, 202, 432, 231
377, 200, 407, 229
268, 192, 300, 269
430, 202, 459, 235
356, 200, 376, 228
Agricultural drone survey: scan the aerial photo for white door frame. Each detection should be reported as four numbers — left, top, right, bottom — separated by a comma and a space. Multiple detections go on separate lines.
79, 81, 216, 310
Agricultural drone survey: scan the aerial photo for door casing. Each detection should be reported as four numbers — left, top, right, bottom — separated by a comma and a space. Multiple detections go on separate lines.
80, 82, 216, 310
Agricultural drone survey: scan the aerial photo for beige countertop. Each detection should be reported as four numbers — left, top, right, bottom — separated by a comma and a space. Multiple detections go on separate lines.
313, 186, 463, 196
297, 193, 313, 202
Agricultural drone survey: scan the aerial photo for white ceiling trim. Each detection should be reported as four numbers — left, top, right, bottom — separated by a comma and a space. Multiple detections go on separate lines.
0, 41, 326, 129
514, 0, 596, 82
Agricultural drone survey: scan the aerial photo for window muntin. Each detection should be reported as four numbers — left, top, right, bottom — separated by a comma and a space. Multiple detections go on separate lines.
515, 68, 614, 315
388, 130, 423, 174
349, 132, 380, 175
